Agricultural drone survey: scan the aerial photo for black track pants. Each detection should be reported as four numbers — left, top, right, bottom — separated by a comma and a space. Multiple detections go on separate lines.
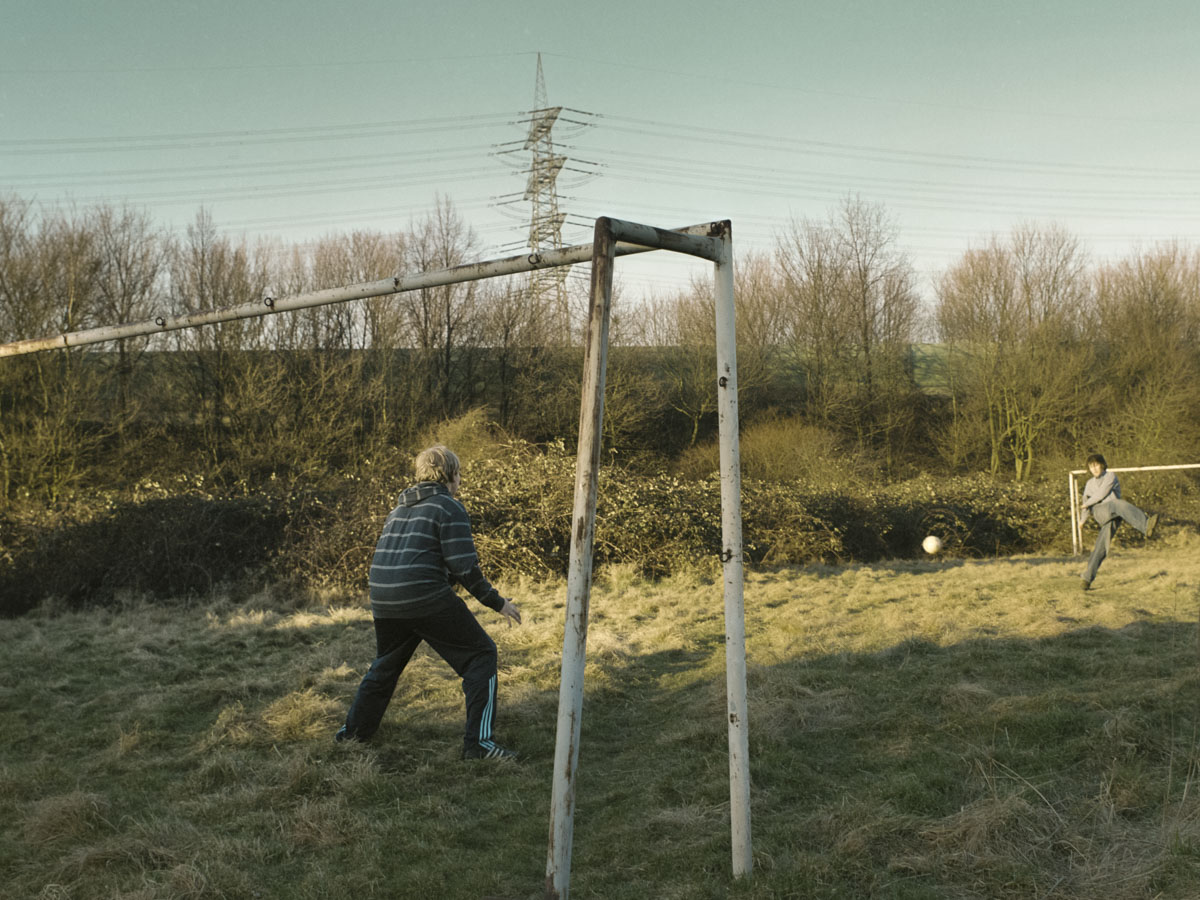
343, 600, 499, 749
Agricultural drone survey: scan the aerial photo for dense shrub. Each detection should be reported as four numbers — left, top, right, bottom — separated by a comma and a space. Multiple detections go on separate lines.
0, 490, 294, 616
674, 417, 870, 488
457, 445, 576, 578
0, 447, 1144, 616
451, 452, 1070, 576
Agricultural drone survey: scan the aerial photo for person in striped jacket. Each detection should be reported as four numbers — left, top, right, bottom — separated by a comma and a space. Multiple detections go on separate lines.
336, 445, 522, 759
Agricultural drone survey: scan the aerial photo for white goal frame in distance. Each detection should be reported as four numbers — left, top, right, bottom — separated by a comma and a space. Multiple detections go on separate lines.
0, 216, 752, 900
1068, 463, 1200, 555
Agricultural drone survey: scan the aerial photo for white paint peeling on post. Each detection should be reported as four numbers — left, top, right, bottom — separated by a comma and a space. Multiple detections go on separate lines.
712, 222, 752, 879
545, 217, 616, 900
1069, 471, 1081, 556
545, 218, 747, 899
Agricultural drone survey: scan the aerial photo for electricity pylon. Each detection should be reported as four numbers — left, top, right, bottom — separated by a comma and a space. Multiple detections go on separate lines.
524, 54, 571, 342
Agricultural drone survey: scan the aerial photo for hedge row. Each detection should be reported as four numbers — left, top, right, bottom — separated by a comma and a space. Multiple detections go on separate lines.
464, 455, 1069, 577
1, 446, 1078, 616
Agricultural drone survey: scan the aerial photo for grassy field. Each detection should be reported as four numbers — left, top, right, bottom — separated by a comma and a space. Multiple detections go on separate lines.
3, 528, 1200, 899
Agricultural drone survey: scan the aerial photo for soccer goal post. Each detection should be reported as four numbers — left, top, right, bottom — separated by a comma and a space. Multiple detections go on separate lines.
0, 215, 751, 900
1068, 463, 1200, 555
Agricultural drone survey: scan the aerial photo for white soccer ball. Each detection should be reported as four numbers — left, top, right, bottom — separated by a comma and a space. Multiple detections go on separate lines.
922, 535, 943, 555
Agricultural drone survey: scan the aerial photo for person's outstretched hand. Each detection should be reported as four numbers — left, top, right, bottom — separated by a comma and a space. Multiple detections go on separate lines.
500, 599, 522, 625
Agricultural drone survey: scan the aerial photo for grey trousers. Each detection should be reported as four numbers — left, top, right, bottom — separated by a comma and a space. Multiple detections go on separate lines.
1082, 498, 1151, 584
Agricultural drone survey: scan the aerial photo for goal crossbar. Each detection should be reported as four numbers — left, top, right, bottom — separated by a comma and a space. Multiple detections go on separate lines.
0, 220, 721, 359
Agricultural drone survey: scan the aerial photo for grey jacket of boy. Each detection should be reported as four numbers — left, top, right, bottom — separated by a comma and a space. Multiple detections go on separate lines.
1080, 471, 1120, 524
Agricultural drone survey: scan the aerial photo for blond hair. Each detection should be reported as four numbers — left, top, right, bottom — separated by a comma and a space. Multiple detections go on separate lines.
414, 445, 460, 484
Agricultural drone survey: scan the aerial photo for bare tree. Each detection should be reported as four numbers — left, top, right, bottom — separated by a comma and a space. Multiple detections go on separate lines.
777, 196, 921, 466
1093, 242, 1200, 461
397, 197, 484, 418
0, 196, 39, 343
263, 230, 417, 477
936, 224, 1093, 479
644, 284, 716, 448
0, 197, 40, 500
0, 202, 107, 501
777, 214, 850, 425
476, 277, 555, 435
640, 251, 786, 448
168, 209, 271, 474
32, 206, 102, 336
91, 204, 166, 447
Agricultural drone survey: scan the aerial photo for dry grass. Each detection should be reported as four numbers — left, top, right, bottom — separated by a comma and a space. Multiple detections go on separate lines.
22, 792, 110, 845
2, 531, 1200, 898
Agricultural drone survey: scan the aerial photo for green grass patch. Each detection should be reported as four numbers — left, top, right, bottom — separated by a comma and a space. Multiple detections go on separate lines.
3, 535, 1200, 898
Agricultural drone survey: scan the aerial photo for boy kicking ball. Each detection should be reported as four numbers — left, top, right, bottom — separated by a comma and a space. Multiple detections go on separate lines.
1078, 453, 1160, 591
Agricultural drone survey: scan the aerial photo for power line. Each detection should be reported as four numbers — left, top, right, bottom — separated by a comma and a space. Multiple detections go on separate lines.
573, 145, 1200, 201
0, 51, 540, 77
0, 113, 518, 155
28, 168, 505, 210
5, 93, 1196, 298
3, 146, 504, 190
589, 113, 1200, 180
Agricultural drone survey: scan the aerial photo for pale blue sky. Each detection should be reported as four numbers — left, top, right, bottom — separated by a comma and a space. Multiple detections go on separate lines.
3, 0, 1199, 301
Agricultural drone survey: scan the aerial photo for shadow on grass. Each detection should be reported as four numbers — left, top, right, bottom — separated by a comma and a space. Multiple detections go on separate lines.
0, 495, 292, 617
328, 615, 1198, 894
6, 598, 1198, 900
521, 617, 1200, 897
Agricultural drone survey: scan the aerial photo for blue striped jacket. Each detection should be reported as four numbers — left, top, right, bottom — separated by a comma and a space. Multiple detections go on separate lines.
368, 481, 504, 618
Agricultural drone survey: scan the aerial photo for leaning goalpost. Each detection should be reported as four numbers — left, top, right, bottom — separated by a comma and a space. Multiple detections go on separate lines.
1068, 463, 1200, 555
0, 216, 751, 900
